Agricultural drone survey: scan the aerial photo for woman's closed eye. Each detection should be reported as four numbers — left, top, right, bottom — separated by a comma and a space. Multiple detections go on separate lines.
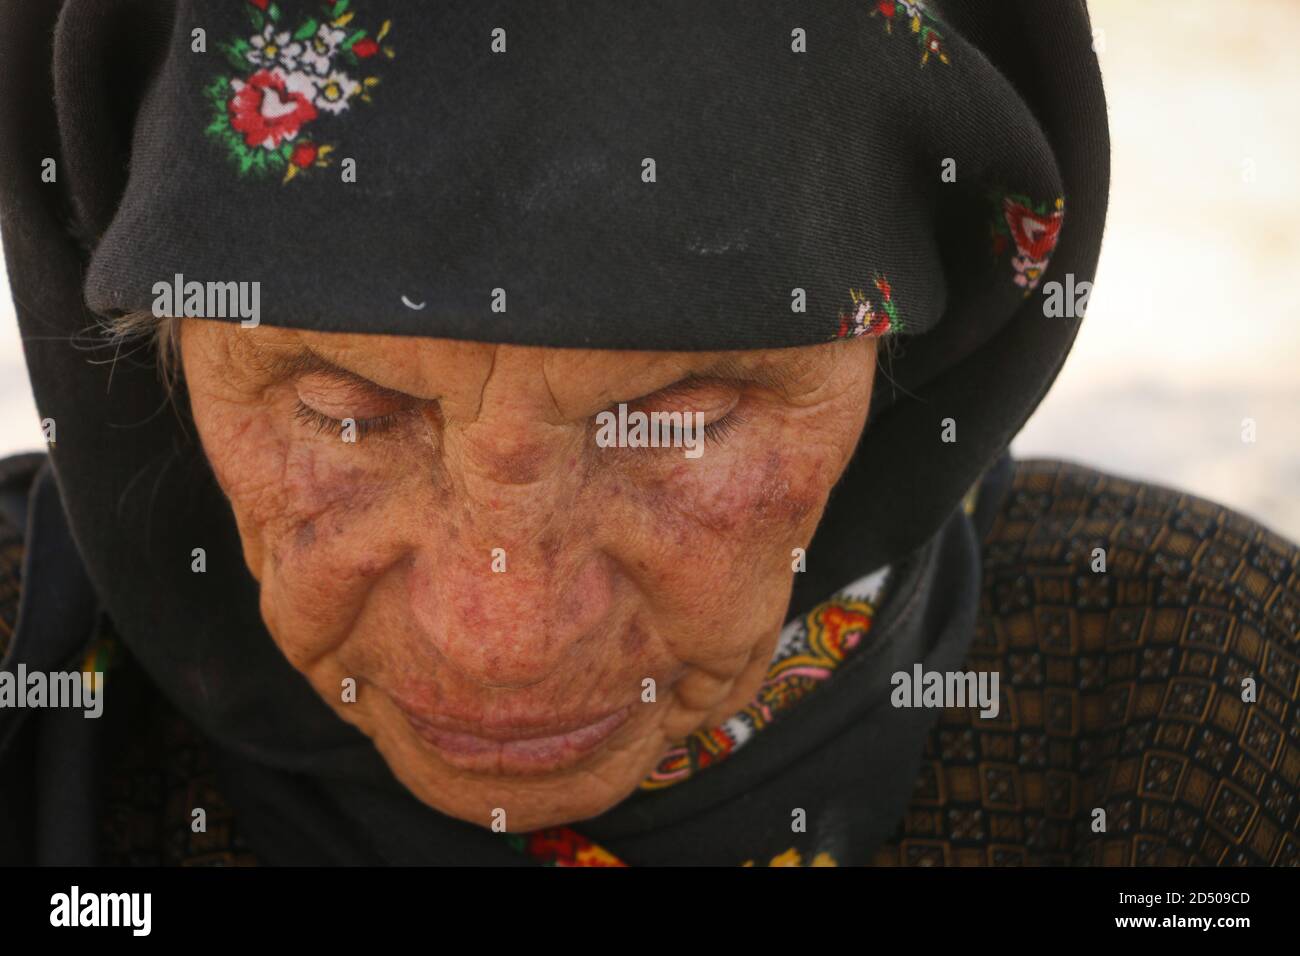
287, 363, 760, 448
620, 379, 748, 448
292, 371, 423, 438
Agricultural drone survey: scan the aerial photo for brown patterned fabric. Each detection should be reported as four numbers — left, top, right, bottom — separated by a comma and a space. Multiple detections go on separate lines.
2, 458, 1297, 865
874, 459, 1300, 866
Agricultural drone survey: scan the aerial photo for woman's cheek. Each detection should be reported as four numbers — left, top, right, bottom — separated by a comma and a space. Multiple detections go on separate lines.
650, 418, 844, 551
614, 419, 845, 656
194, 403, 416, 651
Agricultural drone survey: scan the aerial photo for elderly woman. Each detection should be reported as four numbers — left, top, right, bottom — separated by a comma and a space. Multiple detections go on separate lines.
0, 0, 1295, 867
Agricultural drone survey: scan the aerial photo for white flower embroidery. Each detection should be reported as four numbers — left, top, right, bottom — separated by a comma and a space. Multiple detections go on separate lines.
1011, 254, 1048, 288
847, 300, 873, 336
247, 25, 304, 72
313, 70, 361, 115
302, 23, 348, 76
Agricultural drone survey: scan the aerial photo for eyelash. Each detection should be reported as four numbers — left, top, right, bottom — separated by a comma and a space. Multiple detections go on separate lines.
701, 410, 745, 445
292, 400, 407, 439
291, 402, 747, 446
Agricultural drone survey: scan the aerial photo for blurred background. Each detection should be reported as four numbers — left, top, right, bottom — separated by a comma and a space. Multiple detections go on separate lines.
1, 0, 1297, 538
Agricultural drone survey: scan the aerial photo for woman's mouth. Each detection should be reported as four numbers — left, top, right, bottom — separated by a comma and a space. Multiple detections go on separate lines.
397, 704, 634, 776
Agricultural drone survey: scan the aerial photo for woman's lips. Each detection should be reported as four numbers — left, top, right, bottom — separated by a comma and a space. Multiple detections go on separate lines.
398, 704, 633, 776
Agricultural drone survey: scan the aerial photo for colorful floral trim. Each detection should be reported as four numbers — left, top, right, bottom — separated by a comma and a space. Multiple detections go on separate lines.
641, 567, 887, 790
835, 274, 900, 340
505, 832, 842, 867
742, 848, 838, 867
991, 194, 1066, 294
504, 829, 627, 867
206, 0, 394, 183
870, 1, 951, 66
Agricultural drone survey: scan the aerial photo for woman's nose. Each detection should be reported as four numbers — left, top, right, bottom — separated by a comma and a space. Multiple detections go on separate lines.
405, 419, 615, 688
405, 531, 616, 688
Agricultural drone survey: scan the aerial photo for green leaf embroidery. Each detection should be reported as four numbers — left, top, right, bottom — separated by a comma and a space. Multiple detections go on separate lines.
881, 296, 901, 331
332, 0, 351, 19
267, 3, 281, 23
294, 18, 319, 41
204, 76, 231, 112
219, 39, 251, 72
341, 28, 367, 51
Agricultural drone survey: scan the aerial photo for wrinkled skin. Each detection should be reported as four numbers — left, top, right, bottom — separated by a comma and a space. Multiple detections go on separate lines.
180, 318, 878, 831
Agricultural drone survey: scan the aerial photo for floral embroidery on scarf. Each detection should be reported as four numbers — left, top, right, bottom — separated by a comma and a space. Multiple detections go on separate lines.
640, 567, 888, 790
870, 1, 951, 66
742, 848, 838, 867
505, 829, 628, 867
505, 831, 842, 867
991, 194, 1066, 294
205, 0, 394, 183
835, 274, 900, 340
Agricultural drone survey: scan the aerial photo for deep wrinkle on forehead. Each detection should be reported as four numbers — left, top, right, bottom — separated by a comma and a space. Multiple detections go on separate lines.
220, 322, 860, 424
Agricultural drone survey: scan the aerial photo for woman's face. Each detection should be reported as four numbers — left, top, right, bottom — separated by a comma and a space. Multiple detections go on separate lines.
180, 318, 878, 830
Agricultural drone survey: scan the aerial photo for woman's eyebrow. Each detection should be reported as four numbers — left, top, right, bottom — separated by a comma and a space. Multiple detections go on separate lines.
257, 346, 396, 392
257, 344, 817, 401
691, 356, 810, 392
617, 355, 816, 406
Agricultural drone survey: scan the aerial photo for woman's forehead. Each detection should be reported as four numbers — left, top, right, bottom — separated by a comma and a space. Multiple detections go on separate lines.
204, 319, 864, 407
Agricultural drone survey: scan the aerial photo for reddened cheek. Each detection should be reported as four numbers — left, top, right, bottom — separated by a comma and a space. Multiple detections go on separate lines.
695, 449, 826, 534
192, 392, 410, 592
646, 441, 838, 545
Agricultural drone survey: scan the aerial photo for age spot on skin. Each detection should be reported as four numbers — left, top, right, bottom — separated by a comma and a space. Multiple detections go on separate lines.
294, 519, 318, 552
621, 619, 649, 655
751, 450, 820, 527
494, 443, 550, 486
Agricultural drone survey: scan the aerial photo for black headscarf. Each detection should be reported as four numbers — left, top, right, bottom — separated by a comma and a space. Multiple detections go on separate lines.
0, 0, 1109, 863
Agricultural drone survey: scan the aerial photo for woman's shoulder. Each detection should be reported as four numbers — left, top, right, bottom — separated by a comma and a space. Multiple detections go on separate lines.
983, 457, 1297, 636
874, 457, 1298, 866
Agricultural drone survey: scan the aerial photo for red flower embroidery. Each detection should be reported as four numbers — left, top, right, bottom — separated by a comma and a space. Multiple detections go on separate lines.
989, 195, 1065, 292
248, 0, 268, 10
290, 141, 318, 168
1002, 198, 1064, 262
352, 38, 380, 58
524, 828, 626, 867
228, 68, 318, 150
